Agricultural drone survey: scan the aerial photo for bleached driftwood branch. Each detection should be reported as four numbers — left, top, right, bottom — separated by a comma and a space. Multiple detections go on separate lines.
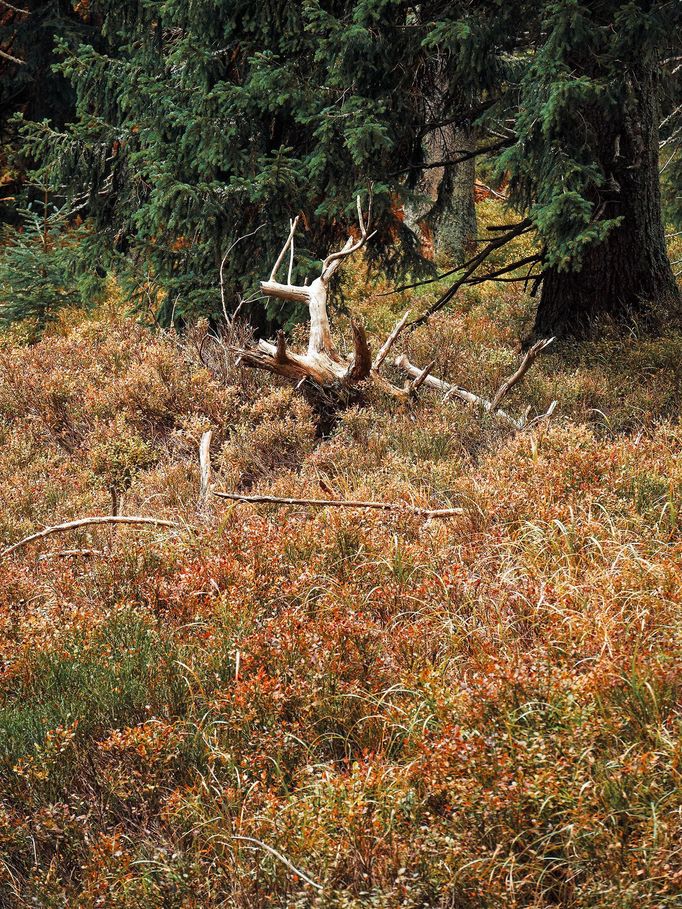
236, 196, 376, 388
233, 197, 558, 422
199, 429, 213, 511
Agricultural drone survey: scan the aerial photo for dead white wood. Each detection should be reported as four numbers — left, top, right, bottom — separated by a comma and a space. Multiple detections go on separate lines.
526, 400, 558, 428
287, 218, 295, 285
236, 197, 375, 388
270, 215, 300, 281
215, 490, 463, 517
233, 198, 555, 421
2, 516, 180, 559
199, 430, 213, 510
395, 352, 514, 417
489, 337, 554, 411
394, 351, 556, 431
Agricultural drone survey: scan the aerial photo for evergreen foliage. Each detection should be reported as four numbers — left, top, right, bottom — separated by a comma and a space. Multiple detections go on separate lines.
0, 195, 98, 332
0, 1, 89, 191
19, 0, 429, 325
8, 1, 682, 330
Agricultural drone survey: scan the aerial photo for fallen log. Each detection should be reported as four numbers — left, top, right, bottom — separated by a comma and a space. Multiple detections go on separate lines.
394, 337, 557, 430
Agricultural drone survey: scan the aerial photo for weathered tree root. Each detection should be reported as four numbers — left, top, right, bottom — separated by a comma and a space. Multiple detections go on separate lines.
234, 198, 557, 430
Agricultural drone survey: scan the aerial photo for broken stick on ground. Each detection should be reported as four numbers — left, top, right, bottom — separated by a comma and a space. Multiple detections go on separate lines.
214, 491, 464, 518
1, 516, 181, 559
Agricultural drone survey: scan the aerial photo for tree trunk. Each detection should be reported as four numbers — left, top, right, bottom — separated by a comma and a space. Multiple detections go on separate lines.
404, 126, 477, 264
431, 127, 477, 263
534, 66, 679, 339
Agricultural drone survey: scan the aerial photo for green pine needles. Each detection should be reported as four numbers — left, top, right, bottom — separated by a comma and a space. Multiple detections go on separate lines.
0, 195, 100, 335
6, 0, 681, 335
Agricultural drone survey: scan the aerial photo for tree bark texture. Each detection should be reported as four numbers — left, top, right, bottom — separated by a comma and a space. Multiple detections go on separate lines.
404, 126, 477, 264
535, 65, 679, 338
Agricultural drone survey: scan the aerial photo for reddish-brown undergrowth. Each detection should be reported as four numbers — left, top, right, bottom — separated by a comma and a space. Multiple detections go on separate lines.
0, 291, 680, 907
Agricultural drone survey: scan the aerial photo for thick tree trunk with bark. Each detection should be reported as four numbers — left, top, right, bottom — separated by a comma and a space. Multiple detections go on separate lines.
404, 126, 477, 264
535, 66, 679, 338
431, 127, 477, 263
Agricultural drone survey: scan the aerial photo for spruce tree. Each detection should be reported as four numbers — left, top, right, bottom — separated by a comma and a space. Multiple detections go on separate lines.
20, 0, 430, 327
349, 0, 680, 336
1, 1, 90, 224
17, 0, 682, 337
0, 195, 95, 332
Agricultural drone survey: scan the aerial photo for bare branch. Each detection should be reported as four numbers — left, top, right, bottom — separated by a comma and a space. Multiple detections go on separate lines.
1, 0, 30, 13
2, 516, 181, 559
394, 342, 556, 431
259, 280, 310, 304
230, 836, 323, 892
411, 359, 436, 392
199, 430, 213, 512
287, 218, 295, 285
274, 329, 288, 363
475, 180, 507, 200
373, 310, 411, 371
37, 549, 103, 561
236, 340, 343, 384
321, 194, 376, 281
215, 491, 464, 518
525, 400, 558, 429
380, 219, 533, 298
219, 223, 265, 323
0, 47, 25, 65
409, 222, 535, 327
270, 215, 300, 281
356, 194, 366, 234
395, 355, 519, 429
489, 337, 554, 411
388, 138, 512, 177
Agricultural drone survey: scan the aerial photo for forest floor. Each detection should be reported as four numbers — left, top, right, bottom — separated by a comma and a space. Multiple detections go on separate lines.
0, 213, 681, 907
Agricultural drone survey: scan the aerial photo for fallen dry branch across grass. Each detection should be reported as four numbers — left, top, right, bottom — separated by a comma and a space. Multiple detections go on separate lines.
230, 836, 323, 892
37, 549, 104, 560
1, 515, 181, 559
395, 337, 557, 429
4, 495, 463, 563
214, 491, 464, 517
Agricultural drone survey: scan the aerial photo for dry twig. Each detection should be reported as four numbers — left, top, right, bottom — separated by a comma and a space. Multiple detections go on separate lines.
394, 337, 556, 430
2, 516, 180, 559
214, 491, 463, 518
